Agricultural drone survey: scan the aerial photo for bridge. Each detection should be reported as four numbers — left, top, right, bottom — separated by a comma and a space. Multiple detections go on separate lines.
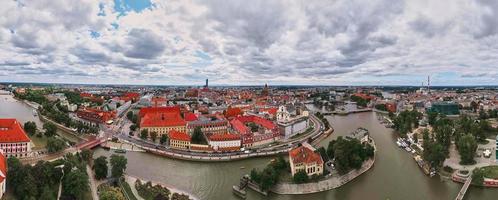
76, 136, 108, 150
455, 176, 472, 200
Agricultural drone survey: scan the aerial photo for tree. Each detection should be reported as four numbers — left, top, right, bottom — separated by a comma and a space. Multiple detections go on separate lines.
191, 127, 207, 144
248, 122, 259, 132
160, 134, 168, 145
126, 111, 134, 121
315, 147, 329, 162
150, 131, 158, 142
47, 137, 66, 153
81, 149, 93, 163
472, 167, 485, 186
110, 154, 127, 178
130, 124, 137, 131
43, 122, 57, 137
93, 156, 108, 180
457, 134, 478, 165
39, 186, 55, 200
140, 129, 148, 140
250, 168, 261, 183
99, 185, 126, 200
23, 121, 37, 135
63, 168, 89, 199
427, 111, 438, 126
293, 170, 309, 184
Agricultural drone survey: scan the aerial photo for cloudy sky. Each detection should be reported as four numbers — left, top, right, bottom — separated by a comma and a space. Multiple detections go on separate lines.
1, 0, 498, 86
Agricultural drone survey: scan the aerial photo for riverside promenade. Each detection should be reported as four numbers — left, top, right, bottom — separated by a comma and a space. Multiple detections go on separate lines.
271, 157, 375, 194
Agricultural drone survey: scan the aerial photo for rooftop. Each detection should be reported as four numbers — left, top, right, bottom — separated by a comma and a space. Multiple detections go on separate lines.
0, 119, 31, 143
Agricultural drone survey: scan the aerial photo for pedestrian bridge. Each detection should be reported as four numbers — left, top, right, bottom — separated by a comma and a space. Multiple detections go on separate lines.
455, 176, 472, 200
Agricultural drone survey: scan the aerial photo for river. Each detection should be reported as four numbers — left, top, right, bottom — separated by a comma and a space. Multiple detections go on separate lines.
0, 91, 82, 143
2, 94, 498, 199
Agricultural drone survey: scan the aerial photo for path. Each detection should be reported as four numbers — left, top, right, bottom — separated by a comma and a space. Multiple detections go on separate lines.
86, 165, 99, 200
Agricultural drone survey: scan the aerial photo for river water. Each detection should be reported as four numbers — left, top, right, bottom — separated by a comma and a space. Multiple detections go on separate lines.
0, 92, 82, 143
2, 93, 497, 200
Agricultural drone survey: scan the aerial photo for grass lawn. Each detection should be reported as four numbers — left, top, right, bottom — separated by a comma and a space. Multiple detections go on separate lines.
29, 135, 48, 150
481, 166, 498, 179
120, 179, 138, 200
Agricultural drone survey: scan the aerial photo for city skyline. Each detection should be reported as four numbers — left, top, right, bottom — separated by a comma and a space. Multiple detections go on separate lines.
1, 0, 498, 86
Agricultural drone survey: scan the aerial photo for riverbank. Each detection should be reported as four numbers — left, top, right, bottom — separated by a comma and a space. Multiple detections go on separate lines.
125, 175, 199, 200
271, 157, 375, 194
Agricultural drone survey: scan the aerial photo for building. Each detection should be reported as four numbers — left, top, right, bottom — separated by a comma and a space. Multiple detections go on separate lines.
186, 113, 229, 135
168, 130, 191, 150
0, 152, 5, 199
230, 115, 279, 148
0, 119, 32, 158
208, 134, 241, 151
428, 102, 460, 116
289, 144, 324, 177
276, 104, 310, 139
76, 108, 116, 126
139, 106, 187, 136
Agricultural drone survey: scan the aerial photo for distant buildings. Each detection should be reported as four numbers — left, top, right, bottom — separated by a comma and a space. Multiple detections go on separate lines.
208, 134, 241, 151
289, 144, 324, 177
0, 119, 32, 158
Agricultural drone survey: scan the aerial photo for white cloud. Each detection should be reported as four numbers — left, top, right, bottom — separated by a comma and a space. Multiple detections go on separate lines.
0, 0, 497, 85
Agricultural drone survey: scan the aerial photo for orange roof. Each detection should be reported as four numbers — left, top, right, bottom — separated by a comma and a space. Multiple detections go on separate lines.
0, 153, 5, 183
0, 119, 31, 143
209, 134, 240, 141
225, 107, 243, 118
289, 146, 323, 165
168, 130, 191, 141
140, 112, 186, 127
139, 106, 181, 118
184, 112, 198, 122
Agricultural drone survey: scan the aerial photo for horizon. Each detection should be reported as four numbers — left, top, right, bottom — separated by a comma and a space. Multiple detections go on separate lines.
1, 0, 498, 85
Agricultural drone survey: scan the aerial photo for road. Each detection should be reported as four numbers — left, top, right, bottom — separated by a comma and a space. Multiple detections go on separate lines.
107, 112, 325, 161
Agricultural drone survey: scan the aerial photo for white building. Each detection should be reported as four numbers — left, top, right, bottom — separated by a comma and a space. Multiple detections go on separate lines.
277, 104, 310, 139
208, 134, 241, 151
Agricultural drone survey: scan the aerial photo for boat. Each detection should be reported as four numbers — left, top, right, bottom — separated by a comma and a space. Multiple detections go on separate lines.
404, 147, 412, 152
240, 166, 245, 169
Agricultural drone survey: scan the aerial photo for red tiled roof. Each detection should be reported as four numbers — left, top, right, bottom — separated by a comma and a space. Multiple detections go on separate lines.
236, 115, 276, 130
140, 112, 186, 127
225, 107, 243, 118
217, 146, 240, 151
80, 92, 92, 98
77, 108, 115, 123
168, 130, 191, 141
289, 146, 323, 165
353, 93, 374, 100
0, 152, 5, 183
139, 106, 181, 118
184, 112, 198, 122
230, 119, 249, 134
209, 134, 240, 141
0, 119, 31, 143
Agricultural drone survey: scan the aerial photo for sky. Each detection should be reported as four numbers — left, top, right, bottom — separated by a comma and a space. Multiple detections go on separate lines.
0, 0, 498, 86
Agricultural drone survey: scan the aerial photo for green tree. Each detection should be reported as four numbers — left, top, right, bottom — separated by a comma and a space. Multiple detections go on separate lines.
250, 168, 261, 183
39, 186, 55, 200
43, 122, 57, 137
63, 168, 89, 199
23, 121, 37, 135
293, 170, 309, 183
191, 127, 207, 144
47, 137, 66, 153
126, 111, 134, 121
110, 154, 127, 178
259, 166, 278, 191
150, 131, 158, 142
472, 167, 485, 186
99, 185, 126, 200
315, 147, 329, 162
457, 134, 478, 165
140, 129, 148, 140
81, 149, 93, 163
160, 134, 168, 144
93, 156, 108, 180
427, 111, 438, 126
